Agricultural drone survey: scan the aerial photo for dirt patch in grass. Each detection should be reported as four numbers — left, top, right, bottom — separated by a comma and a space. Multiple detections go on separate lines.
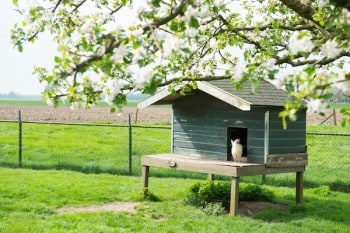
239, 201, 288, 216
57, 202, 139, 214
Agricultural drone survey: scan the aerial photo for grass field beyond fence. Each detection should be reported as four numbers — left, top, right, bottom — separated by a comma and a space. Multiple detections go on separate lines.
0, 122, 349, 188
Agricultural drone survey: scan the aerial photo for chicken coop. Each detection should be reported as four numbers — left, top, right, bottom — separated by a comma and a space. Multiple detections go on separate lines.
138, 79, 308, 215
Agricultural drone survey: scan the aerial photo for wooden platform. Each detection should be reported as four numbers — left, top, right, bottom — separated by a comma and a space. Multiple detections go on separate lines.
141, 154, 306, 216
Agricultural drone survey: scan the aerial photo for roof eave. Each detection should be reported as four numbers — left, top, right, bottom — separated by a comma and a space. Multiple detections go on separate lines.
137, 81, 252, 111
197, 81, 251, 111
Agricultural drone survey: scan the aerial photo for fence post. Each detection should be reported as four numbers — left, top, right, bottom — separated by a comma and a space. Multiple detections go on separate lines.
128, 114, 132, 176
18, 110, 22, 167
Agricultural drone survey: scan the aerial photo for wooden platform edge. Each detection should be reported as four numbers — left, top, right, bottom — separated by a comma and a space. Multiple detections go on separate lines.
141, 154, 305, 177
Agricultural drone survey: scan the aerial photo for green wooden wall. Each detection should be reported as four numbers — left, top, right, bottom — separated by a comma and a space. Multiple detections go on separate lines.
172, 91, 306, 163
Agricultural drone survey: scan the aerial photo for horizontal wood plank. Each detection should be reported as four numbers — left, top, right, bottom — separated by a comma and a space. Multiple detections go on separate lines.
266, 153, 308, 167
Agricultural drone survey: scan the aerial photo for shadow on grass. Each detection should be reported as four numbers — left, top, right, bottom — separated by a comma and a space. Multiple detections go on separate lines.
0, 161, 131, 176
0, 161, 207, 180
251, 196, 350, 227
260, 176, 350, 193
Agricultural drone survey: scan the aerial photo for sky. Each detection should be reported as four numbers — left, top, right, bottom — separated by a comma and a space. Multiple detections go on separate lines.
0, 1, 55, 95
0, 1, 145, 96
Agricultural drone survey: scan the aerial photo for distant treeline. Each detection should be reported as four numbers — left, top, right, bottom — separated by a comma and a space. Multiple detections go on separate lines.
0, 92, 41, 100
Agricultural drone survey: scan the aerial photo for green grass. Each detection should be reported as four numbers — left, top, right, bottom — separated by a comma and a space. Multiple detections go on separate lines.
328, 103, 350, 109
0, 168, 349, 233
307, 124, 350, 134
0, 123, 350, 232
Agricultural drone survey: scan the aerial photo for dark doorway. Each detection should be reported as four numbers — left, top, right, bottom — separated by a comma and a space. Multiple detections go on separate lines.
227, 127, 248, 160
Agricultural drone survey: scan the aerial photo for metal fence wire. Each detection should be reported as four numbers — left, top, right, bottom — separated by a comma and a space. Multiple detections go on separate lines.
305, 132, 350, 192
0, 118, 349, 185
0, 117, 171, 176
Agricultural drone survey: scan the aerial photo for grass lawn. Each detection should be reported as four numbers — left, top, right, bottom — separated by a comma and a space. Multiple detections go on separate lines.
0, 123, 349, 232
0, 168, 349, 233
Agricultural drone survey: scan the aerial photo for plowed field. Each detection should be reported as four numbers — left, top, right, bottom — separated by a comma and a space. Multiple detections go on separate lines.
0, 105, 172, 124
0, 104, 343, 124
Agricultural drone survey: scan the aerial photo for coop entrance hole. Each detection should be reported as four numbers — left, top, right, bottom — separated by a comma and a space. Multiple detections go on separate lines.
227, 127, 248, 160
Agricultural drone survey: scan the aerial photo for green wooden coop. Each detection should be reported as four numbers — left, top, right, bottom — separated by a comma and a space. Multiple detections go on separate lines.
138, 79, 308, 215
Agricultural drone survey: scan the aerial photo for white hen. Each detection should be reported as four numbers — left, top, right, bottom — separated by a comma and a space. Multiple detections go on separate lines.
231, 139, 243, 163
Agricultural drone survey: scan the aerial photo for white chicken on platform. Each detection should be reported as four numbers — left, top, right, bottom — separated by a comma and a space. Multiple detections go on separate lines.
231, 139, 243, 163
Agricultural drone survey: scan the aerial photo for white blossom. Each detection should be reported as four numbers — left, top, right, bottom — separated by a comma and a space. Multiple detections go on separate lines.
335, 64, 350, 95
197, 4, 213, 19
46, 98, 54, 106
261, 58, 276, 69
163, 37, 182, 57
186, 27, 198, 38
182, 6, 197, 22
81, 20, 94, 34
232, 63, 246, 81
133, 65, 155, 89
104, 80, 125, 105
307, 99, 327, 113
111, 44, 129, 63
341, 8, 350, 25
288, 31, 315, 54
270, 74, 288, 89
209, 38, 218, 50
95, 45, 105, 56
320, 39, 342, 58
130, 28, 144, 37
317, 0, 329, 8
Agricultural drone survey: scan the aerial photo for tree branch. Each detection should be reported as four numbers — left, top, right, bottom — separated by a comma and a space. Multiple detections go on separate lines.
159, 75, 232, 87
72, 0, 88, 13
279, 0, 319, 26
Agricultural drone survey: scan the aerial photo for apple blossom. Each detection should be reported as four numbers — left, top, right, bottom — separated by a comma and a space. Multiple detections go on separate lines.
320, 39, 342, 59
10, 0, 350, 126
288, 31, 315, 55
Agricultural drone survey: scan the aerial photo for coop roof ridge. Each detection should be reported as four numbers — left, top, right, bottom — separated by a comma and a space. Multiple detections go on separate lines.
137, 79, 289, 109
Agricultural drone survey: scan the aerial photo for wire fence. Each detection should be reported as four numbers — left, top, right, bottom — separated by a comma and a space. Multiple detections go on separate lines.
0, 113, 349, 187
0, 113, 171, 176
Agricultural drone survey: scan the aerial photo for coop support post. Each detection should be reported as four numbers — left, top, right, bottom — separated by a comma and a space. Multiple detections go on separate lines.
128, 114, 132, 176
141, 165, 149, 196
296, 171, 304, 204
230, 176, 240, 216
18, 110, 22, 167
262, 111, 269, 183
208, 173, 214, 181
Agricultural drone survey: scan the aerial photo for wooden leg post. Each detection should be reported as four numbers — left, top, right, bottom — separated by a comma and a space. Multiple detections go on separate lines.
296, 171, 304, 204
142, 165, 150, 196
208, 173, 214, 181
230, 176, 240, 216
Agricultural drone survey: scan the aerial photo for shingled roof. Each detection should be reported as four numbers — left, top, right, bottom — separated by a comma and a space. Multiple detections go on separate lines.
137, 79, 291, 111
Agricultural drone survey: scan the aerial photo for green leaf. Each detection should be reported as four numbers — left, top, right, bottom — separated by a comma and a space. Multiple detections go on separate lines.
169, 21, 179, 32
151, 0, 161, 7
54, 56, 61, 63
133, 40, 141, 49
189, 16, 200, 29
343, 25, 350, 36
17, 44, 23, 53
304, 65, 316, 76
12, 0, 18, 6
321, 93, 333, 100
